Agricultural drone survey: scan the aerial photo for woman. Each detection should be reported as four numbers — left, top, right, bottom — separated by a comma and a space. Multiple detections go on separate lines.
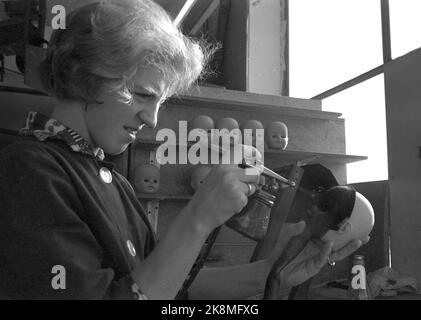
0, 0, 364, 299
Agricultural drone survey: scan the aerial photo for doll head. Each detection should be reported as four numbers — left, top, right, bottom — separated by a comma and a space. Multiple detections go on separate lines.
190, 165, 212, 192
240, 120, 264, 147
265, 121, 288, 150
189, 115, 214, 142
221, 144, 263, 175
321, 192, 375, 251
135, 164, 160, 193
215, 117, 241, 147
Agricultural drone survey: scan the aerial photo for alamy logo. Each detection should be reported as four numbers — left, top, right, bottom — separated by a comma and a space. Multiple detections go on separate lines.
51, 265, 66, 290
51, 5, 66, 30
351, 265, 367, 290
154, 121, 265, 170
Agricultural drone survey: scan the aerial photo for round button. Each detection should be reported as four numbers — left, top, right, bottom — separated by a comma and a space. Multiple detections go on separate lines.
127, 240, 136, 257
99, 167, 112, 184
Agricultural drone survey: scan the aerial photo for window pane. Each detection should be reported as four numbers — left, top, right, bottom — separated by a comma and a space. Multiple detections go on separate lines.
389, 0, 421, 59
323, 74, 388, 183
289, 0, 383, 98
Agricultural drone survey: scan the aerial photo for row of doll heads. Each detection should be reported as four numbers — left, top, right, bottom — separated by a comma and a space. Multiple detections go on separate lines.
134, 164, 214, 194
189, 115, 289, 150
135, 142, 264, 194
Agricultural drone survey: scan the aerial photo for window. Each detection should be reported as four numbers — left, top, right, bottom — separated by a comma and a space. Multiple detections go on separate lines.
323, 74, 388, 183
289, 0, 383, 99
289, 0, 388, 183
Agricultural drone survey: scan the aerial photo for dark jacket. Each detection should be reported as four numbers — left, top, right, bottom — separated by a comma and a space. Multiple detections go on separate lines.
0, 136, 156, 299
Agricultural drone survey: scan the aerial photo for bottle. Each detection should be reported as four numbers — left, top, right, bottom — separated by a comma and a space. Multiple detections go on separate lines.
347, 255, 372, 300
225, 189, 276, 241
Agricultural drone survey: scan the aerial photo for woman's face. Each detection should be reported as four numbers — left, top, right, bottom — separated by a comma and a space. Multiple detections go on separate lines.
85, 67, 168, 155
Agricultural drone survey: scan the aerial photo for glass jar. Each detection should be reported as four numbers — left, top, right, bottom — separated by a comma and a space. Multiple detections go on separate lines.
347, 254, 373, 300
225, 189, 276, 241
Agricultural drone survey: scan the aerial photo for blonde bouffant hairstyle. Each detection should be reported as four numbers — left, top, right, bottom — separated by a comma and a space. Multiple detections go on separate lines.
40, 0, 213, 104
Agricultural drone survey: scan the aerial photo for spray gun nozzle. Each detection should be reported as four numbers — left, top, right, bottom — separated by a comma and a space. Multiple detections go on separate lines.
239, 159, 296, 187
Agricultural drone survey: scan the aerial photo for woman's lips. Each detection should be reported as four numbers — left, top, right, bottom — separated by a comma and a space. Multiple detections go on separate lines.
123, 126, 138, 140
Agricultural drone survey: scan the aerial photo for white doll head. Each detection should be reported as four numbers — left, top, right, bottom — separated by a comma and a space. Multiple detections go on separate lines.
220, 144, 263, 178
134, 164, 160, 193
189, 115, 215, 142
240, 120, 264, 147
265, 121, 288, 150
215, 117, 241, 146
322, 192, 375, 251
190, 165, 212, 192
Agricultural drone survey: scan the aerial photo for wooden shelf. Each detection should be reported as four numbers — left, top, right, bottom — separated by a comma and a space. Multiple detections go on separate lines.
264, 149, 367, 165
167, 86, 343, 120
136, 193, 193, 201
133, 139, 367, 165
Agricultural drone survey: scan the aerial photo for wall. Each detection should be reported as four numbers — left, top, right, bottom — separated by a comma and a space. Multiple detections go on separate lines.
248, 0, 285, 95
223, 0, 288, 96
222, 0, 248, 91
350, 181, 390, 273
0, 91, 53, 131
384, 47, 421, 292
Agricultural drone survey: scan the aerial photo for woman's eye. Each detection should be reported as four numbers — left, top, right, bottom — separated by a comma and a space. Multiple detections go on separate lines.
135, 92, 152, 99
144, 179, 149, 182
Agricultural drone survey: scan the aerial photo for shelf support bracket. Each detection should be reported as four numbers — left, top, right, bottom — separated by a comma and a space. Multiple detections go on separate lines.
145, 148, 160, 233
146, 199, 160, 233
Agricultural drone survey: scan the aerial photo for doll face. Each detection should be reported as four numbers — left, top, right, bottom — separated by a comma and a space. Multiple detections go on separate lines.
265, 121, 288, 150
321, 192, 375, 251
215, 117, 241, 146
190, 166, 212, 191
241, 120, 264, 147
135, 164, 160, 193
189, 115, 214, 141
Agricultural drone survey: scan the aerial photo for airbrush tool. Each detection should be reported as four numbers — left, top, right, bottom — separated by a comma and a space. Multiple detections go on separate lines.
206, 142, 297, 188
239, 157, 296, 188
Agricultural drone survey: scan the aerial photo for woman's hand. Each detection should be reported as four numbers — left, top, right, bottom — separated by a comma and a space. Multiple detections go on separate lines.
268, 221, 369, 289
277, 233, 369, 289
185, 164, 261, 234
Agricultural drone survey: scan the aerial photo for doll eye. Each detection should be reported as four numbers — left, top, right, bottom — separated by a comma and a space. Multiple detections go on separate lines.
144, 179, 149, 182
153, 180, 158, 183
